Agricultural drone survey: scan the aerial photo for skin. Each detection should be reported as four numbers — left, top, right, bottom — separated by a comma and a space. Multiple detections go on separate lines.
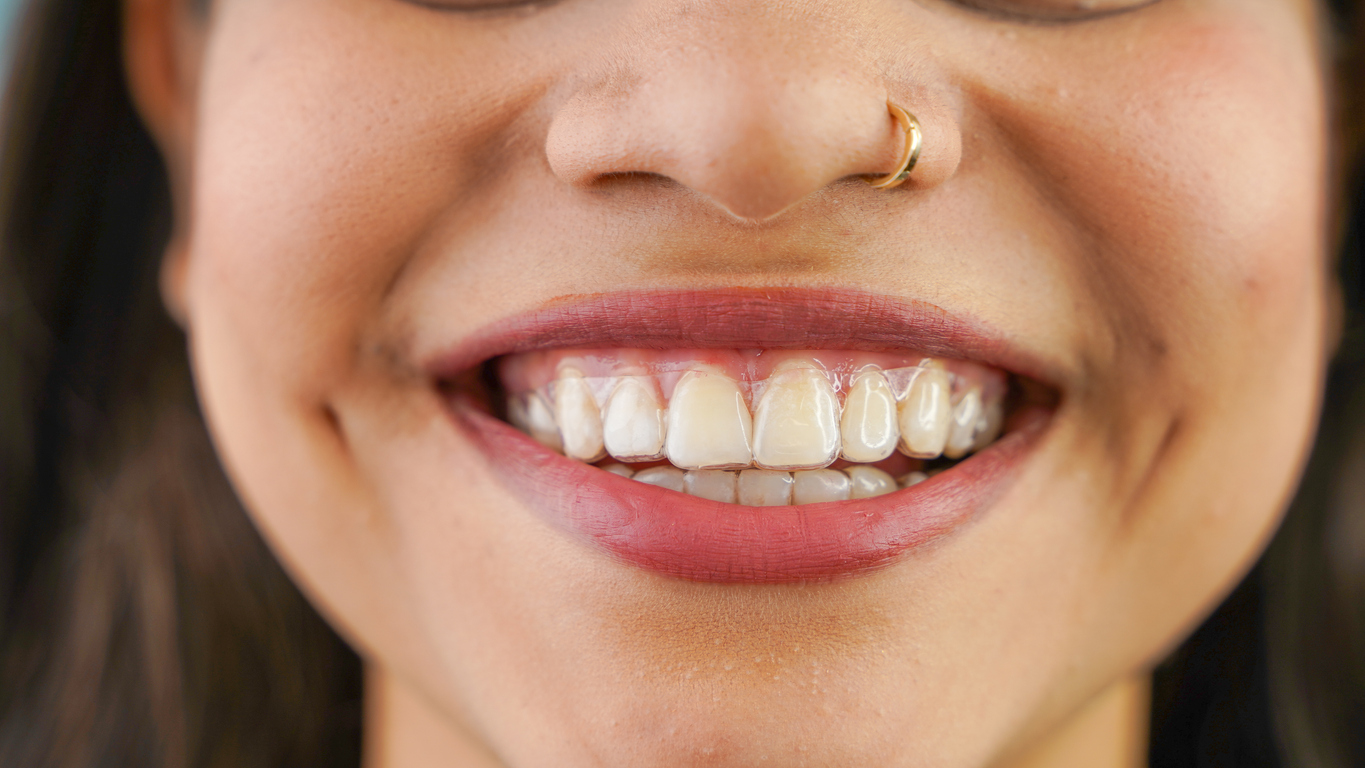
124, 0, 1329, 766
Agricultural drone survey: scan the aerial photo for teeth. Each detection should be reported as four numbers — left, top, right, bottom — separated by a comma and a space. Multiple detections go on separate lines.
525, 392, 563, 452
898, 366, 952, 459
738, 470, 794, 506
751, 362, 841, 470
846, 466, 898, 499
791, 469, 852, 504
973, 396, 1005, 452
685, 469, 738, 503
555, 369, 606, 462
613, 464, 927, 501
944, 387, 983, 460
511, 356, 1012, 503
839, 370, 900, 463
634, 465, 686, 492
507, 396, 532, 433
898, 471, 929, 488
665, 370, 754, 470
603, 377, 667, 461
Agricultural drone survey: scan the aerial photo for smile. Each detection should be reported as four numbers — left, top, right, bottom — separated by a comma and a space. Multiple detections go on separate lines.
500, 350, 1009, 500
432, 288, 1059, 583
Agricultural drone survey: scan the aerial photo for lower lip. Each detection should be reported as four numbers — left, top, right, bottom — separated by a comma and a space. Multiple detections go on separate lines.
454, 402, 1047, 584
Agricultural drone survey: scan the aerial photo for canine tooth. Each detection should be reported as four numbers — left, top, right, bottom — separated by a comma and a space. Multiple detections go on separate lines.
847, 466, 898, 498
555, 369, 606, 462
899, 367, 951, 459
633, 466, 685, 492
665, 371, 753, 470
973, 396, 1005, 451
840, 370, 900, 463
944, 387, 984, 460
603, 377, 667, 461
600, 462, 635, 478
898, 471, 929, 488
526, 393, 563, 452
738, 470, 793, 506
791, 469, 852, 504
752, 363, 840, 470
684, 470, 738, 503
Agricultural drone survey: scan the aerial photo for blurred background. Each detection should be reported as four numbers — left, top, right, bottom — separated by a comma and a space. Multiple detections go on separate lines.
0, 2, 19, 61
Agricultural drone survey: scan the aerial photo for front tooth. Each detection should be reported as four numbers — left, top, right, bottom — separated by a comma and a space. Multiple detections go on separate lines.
899, 366, 951, 459
665, 370, 753, 470
555, 369, 606, 462
840, 370, 900, 463
633, 465, 685, 492
846, 466, 898, 499
738, 470, 793, 506
972, 396, 1005, 451
526, 392, 563, 452
792, 469, 852, 504
944, 387, 983, 460
603, 377, 667, 461
752, 363, 840, 470
684, 470, 738, 503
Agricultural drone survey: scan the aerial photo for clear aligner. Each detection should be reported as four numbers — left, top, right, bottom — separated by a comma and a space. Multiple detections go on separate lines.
506, 363, 1008, 475
521, 364, 967, 411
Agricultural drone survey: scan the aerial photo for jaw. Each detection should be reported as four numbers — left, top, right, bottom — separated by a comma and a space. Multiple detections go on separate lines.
286, 286, 1317, 768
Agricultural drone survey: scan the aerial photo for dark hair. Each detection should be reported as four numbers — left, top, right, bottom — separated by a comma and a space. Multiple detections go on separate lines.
0, 1, 1360, 766
0, 1, 361, 766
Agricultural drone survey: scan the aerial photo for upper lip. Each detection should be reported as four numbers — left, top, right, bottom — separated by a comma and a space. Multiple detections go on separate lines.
423, 287, 1062, 386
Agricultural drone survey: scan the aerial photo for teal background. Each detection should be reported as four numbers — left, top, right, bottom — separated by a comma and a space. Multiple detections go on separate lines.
0, 0, 18, 62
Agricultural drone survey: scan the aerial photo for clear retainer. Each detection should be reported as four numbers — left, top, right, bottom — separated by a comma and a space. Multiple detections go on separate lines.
505, 363, 1006, 472
516, 363, 970, 413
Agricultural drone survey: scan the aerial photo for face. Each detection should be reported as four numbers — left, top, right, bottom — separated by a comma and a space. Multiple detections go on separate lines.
134, 0, 1329, 765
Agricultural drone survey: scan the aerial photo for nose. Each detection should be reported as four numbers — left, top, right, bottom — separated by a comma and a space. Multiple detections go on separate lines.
544, 1, 960, 222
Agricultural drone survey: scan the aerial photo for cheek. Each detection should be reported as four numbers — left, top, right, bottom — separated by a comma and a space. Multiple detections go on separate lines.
952, 2, 1329, 683
981, 10, 1325, 362
1101, 15, 1323, 344
185, 0, 550, 398
175, 0, 565, 669
969, 9, 1329, 492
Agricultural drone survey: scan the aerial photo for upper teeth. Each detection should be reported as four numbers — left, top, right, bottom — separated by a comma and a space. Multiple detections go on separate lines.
602, 376, 667, 462
751, 361, 841, 471
554, 368, 606, 462
944, 386, 983, 460
510, 359, 1006, 478
664, 370, 754, 470
899, 363, 952, 459
838, 370, 900, 463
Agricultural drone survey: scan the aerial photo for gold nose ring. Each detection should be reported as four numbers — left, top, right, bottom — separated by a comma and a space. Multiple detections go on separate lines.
867, 101, 923, 190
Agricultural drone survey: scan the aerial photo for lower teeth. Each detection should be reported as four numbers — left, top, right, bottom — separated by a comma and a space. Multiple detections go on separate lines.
598, 464, 933, 505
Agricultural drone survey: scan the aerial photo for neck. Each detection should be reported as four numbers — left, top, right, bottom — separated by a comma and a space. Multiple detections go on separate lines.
364, 666, 1150, 768
363, 666, 502, 768
997, 676, 1151, 768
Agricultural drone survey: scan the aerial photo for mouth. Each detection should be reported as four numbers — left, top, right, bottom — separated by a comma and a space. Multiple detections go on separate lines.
430, 288, 1059, 583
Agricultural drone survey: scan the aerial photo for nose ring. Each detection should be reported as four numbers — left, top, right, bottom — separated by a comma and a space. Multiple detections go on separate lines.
867, 101, 923, 190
